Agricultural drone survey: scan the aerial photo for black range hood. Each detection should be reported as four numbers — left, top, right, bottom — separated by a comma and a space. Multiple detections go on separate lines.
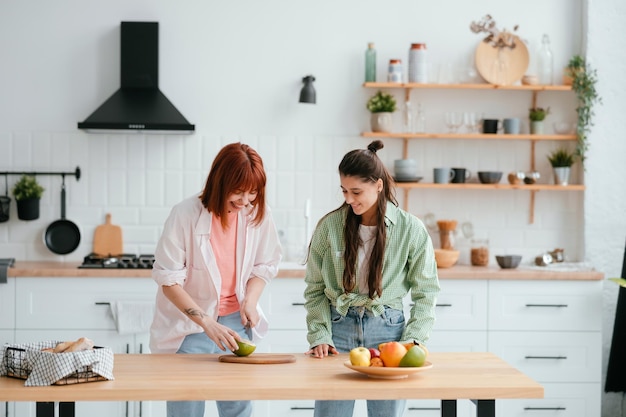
78, 21, 194, 134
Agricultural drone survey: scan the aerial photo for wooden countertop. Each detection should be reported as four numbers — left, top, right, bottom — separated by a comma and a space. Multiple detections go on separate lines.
6, 261, 603, 280
0, 352, 543, 402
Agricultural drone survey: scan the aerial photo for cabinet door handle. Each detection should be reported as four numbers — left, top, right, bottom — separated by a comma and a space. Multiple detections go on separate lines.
525, 304, 568, 308
524, 407, 566, 411
290, 407, 315, 410
407, 407, 440, 410
292, 302, 305, 306
525, 356, 567, 360
95, 302, 111, 306
409, 303, 451, 307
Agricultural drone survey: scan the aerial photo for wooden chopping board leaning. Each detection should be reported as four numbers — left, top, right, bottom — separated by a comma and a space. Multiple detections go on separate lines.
93, 213, 123, 256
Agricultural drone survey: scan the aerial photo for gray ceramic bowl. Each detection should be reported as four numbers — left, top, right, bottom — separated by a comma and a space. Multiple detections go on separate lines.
478, 171, 503, 184
495, 255, 522, 269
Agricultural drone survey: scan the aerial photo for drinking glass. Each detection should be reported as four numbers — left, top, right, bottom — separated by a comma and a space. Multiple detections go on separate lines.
444, 112, 463, 133
463, 112, 480, 133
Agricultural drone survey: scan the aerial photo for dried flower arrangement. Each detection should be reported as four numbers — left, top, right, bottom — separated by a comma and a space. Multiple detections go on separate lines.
470, 14, 519, 49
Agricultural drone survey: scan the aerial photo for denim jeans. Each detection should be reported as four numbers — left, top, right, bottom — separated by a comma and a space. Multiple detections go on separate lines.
167, 311, 253, 417
314, 305, 407, 417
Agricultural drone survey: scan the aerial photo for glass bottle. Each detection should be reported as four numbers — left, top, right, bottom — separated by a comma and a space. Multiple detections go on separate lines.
365, 42, 376, 82
537, 34, 554, 85
403, 100, 414, 133
414, 102, 426, 133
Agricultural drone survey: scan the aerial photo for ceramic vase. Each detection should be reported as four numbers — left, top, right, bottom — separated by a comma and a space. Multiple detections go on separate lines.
553, 167, 571, 186
530, 120, 544, 134
371, 112, 393, 133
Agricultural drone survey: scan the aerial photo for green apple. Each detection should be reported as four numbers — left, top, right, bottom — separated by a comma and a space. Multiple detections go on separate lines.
399, 345, 426, 367
233, 338, 256, 357
349, 346, 371, 366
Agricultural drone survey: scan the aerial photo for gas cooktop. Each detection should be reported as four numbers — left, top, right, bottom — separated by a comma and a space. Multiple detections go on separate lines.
78, 253, 155, 269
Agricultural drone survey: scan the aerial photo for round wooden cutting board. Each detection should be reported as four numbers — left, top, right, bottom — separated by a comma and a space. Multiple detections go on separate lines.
218, 354, 296, 364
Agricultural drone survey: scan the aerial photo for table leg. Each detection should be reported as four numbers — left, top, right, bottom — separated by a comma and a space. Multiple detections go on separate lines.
35, 402, 75, 417
441, 399, 457, 417
471, 399, 495, 417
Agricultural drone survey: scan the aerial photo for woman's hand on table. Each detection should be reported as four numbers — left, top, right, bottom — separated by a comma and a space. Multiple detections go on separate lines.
306, 344, 338, 358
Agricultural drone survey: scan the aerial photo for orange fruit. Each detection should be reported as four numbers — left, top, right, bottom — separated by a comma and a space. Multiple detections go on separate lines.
379, 341, 408, 367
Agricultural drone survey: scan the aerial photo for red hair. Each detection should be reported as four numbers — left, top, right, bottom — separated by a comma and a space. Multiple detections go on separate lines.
199, 143, 267, 227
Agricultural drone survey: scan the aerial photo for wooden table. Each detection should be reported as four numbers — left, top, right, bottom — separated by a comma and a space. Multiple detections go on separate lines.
0, 352, 543, 417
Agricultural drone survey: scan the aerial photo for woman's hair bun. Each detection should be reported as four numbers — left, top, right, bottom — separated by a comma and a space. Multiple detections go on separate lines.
367, 140, 384, 154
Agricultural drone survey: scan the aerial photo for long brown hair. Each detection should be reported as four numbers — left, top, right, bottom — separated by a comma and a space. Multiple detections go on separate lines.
199, 143, 267, 228
338, 140, 397, 298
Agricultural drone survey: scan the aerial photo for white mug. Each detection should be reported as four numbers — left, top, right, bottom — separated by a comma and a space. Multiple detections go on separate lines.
433, 168, 455, 184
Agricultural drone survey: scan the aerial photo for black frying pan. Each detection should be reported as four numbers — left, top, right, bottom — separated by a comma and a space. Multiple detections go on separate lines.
44, 179, 81, 255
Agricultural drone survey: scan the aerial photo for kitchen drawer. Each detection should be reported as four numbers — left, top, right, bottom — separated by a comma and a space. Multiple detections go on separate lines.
262, 279, 307, 330
427, 330, 487, 352
496, 382, 600, 417
0, 278, 15, 329
405, 279, 487, 331
488, 331, 601, 383
488, 280, 602, 331
266, 400, 367, 417
15, 278, 157, 330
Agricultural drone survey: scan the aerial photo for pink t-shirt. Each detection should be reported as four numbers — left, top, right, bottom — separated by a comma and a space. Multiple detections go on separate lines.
210, 212, 240, 316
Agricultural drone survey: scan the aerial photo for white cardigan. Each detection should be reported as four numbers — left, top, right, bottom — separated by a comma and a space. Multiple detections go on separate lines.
149, 195, 282, 353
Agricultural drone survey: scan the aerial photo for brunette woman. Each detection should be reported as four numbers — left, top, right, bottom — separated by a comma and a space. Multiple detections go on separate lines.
304, 140, 439, 417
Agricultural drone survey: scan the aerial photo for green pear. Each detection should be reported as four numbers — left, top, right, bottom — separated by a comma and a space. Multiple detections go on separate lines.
399, 345, 426, 367
233, 339, 256, 357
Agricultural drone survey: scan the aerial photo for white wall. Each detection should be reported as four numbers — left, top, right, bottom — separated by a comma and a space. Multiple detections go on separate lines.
1, 1, 625, 415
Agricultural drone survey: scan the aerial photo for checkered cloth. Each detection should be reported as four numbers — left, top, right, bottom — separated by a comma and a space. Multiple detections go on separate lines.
0, 341, 114, 386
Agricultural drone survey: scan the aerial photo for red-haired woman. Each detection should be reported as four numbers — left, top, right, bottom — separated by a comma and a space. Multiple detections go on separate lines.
150, 142, 282, 417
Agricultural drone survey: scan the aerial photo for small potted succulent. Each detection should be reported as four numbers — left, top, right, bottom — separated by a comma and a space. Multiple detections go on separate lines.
547, 147, 576, 186
367, 90, 397, 133
529, 107, 550, 134
12, 175, 45, 220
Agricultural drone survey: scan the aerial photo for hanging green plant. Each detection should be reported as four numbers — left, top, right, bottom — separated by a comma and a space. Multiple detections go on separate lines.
567, 55, 601, 165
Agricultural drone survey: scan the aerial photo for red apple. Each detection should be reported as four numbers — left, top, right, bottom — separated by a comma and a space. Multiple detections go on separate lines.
368, 348, 380, 359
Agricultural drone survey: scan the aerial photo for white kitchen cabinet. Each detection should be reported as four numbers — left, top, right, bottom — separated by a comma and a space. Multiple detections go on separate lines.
496, 382, 600, 417
488, 279, 602, 417
0, 278, 15, 330
12, 278, 164, 417
15, 277, 157, 330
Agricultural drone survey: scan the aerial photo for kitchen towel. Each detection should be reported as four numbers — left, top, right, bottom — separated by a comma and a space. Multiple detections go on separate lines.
0, 258, 15, 284
109, 301, 155, 335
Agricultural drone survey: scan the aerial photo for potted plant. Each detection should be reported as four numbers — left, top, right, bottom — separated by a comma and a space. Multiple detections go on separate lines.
12, 175, 44, 220
367, 90, 397, 133
528, 106, 550, 134
564, 55, 601, 166
547, 147, 576, 185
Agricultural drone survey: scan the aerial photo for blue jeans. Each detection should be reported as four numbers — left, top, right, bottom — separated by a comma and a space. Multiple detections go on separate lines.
167, 311, 253, 417
314, 305, 407, 417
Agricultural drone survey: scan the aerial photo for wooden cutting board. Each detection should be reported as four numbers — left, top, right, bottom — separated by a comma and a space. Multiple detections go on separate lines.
93, 213, 123, 256
218, 354, 296, 364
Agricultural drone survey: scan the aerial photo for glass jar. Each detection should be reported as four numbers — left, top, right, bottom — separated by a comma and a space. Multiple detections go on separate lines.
470, 238, 489, 266
388, 59, 403, 83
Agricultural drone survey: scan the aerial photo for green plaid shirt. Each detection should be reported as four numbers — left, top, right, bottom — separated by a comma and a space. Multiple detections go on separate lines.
304, 202, 440, 348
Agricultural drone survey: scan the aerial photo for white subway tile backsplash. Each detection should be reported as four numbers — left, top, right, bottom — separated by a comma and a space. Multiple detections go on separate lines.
0, 131, 585, 263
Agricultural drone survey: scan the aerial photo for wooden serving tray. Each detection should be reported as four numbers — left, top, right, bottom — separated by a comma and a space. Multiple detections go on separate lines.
218, 354, 296, 364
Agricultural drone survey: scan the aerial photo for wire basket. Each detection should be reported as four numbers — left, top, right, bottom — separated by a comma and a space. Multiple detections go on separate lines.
1, 342, 114, 386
